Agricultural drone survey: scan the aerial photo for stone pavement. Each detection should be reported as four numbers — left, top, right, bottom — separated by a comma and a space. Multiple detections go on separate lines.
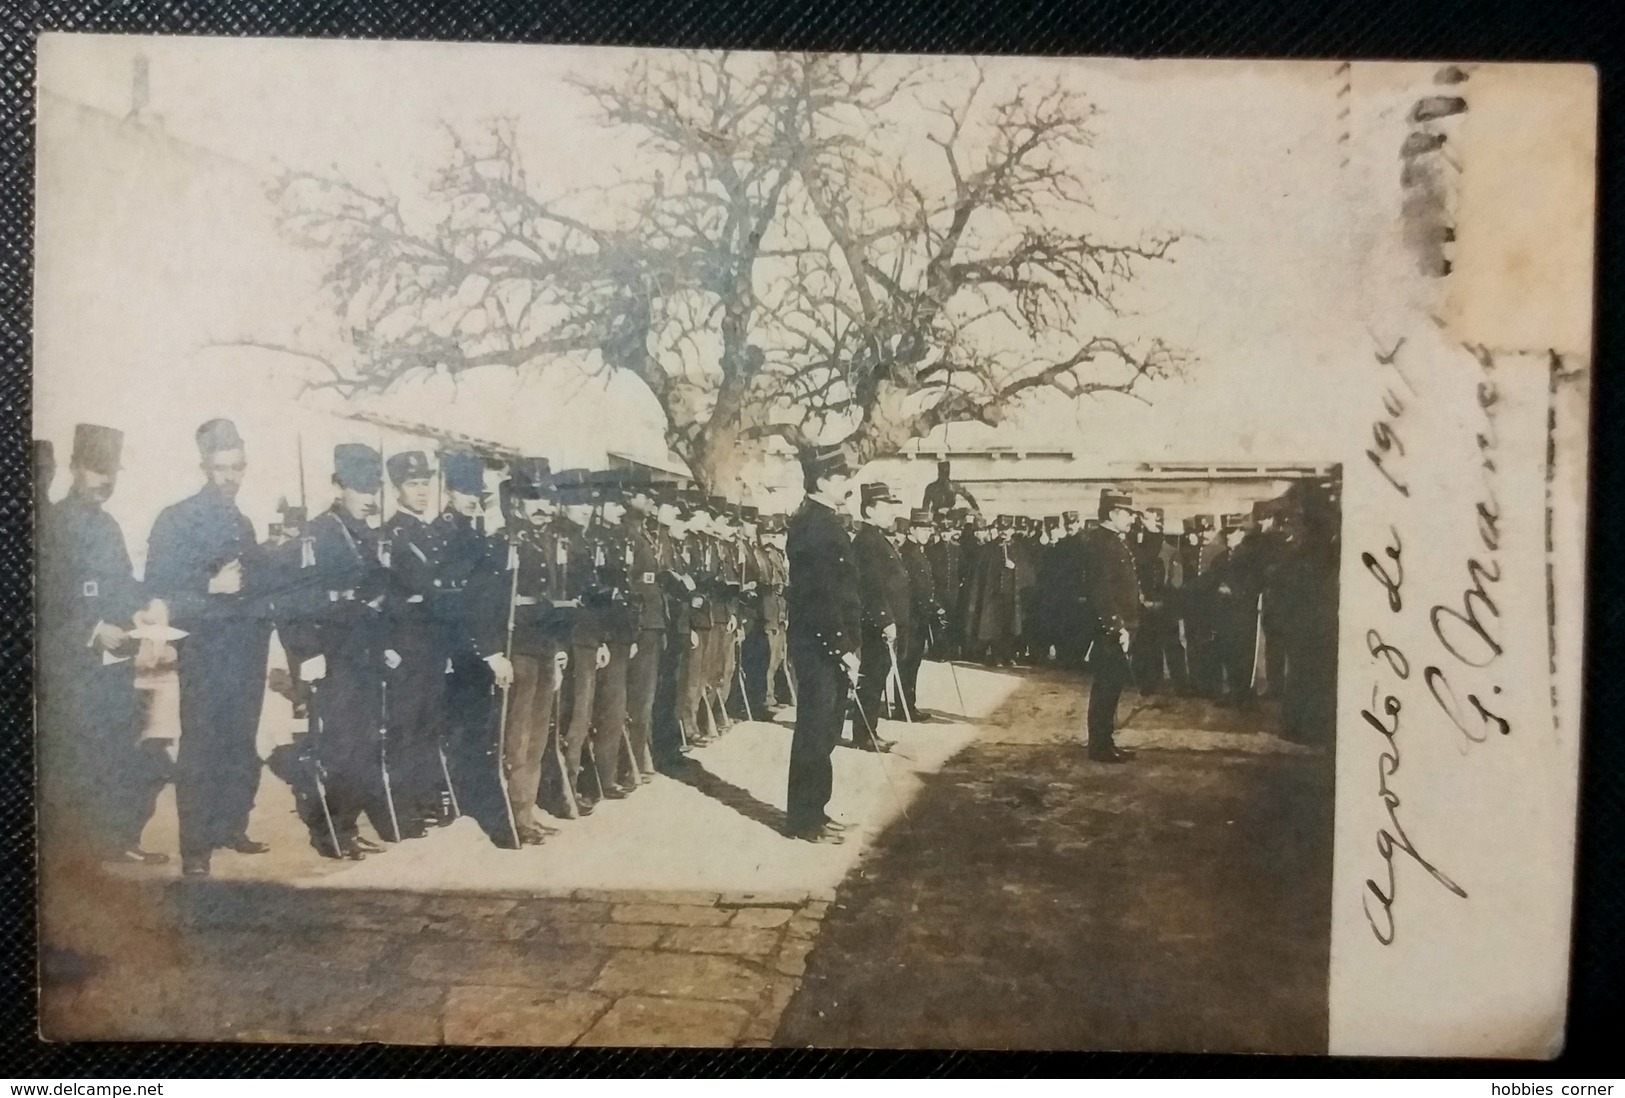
43, 880, 835, 1046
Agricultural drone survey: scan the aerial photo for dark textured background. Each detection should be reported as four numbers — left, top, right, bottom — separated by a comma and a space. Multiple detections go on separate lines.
2, 0, 1618, 1078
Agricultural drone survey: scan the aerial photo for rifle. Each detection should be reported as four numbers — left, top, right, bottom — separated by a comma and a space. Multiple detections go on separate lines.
378, 678, 402, 842
307, 707, 343, 857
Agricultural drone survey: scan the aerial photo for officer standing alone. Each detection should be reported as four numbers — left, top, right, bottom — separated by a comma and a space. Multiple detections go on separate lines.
784, 443, 862, 843
1080, 488, 1142, 763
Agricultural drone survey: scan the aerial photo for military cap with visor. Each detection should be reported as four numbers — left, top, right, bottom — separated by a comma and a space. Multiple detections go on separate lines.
386, 450, 435, 486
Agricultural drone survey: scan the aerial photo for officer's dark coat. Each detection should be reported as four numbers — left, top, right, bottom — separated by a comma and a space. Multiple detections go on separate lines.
899, 540, 939, 624
1079, 525, 1142, 636
786, 498, 862, 661
852, 522, 911, 640
964, 536, 1022, 643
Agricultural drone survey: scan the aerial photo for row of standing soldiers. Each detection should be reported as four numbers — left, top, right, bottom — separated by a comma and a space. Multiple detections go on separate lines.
37, 419, 804, 874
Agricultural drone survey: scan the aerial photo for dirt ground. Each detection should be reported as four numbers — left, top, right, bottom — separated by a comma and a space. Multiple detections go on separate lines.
776, 665, 1335, 1054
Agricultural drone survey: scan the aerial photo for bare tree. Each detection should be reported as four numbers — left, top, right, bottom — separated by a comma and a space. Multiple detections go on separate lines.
270, 51, 1184, 492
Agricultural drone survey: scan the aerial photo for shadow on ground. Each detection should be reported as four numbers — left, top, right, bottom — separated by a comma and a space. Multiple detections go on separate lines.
776, 667, 1335, 1053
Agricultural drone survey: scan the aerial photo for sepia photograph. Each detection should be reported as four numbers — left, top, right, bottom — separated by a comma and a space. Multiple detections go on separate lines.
31, 36, 1593, 1055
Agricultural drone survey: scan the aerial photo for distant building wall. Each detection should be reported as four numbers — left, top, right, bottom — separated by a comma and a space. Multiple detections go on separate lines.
862, 448, 1339, 522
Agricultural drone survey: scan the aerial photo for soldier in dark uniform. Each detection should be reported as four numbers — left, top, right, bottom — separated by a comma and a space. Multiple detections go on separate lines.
277, 444, 394, 858
1179, 514, 1221, 697
497, 457, 570, 841
925, 511, 964, 661
1128, 506, 1187, 696
581, 472, 639, 799
38, 424, 169, 866
785, 443, 862, 842
920, 460, 979, 517
899, 508, 942, 718
652, 494, 701, 768
1253, 499, 1288, 699
1050, 510, 1087, 668
379, 449, 455, 836
851, 481, 908, 746
548, 470, 613, 811
145, 418, 274, 876
622, 474, 670, 781
679, 496, 723, 744
1211, 512, 1265, 706
430, 450, 515, 845
1274, 488, 1340, 744
965, 515, 1022, 665
1080, 488, 1142, 763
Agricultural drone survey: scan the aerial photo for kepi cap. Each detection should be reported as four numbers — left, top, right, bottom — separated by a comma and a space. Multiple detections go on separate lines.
387, 450, 434, 486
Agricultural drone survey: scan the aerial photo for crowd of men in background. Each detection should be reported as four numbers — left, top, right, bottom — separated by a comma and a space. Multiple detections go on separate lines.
35, 423, 1339, 870
911, 460, 1341, 743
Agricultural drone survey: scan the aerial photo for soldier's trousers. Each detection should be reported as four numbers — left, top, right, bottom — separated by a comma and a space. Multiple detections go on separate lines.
1131, 607, 1187, 694
740, 627, 771, 714
764, 626, 789, 704
625, 629, 664, 778
306, 670, 389, 847
175, 625, 269, 859
651, 627, 690, 765
590, 643, 631, 794
1182, 609, 1220, 696
679, 626, 717, 738
717, 625, 737, 698
1261, 612, 1288, 697
562, 641, 600, 795
787, 635, 846, 834
852, 623, 897, 745
1217, 601, 1259, 700
40, 660, 167, 860
900, 616, 927, 716
505, 649, 561, 833
387, 639, 450, 825
1086, 635, 1132, 755
445, 656, 511, 846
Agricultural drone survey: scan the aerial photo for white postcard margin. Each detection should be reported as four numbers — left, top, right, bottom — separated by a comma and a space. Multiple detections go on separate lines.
1327, 62, 1594, 1059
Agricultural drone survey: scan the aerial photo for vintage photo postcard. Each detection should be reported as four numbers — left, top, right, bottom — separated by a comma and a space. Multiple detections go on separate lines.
32, 35, 1594, 1055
